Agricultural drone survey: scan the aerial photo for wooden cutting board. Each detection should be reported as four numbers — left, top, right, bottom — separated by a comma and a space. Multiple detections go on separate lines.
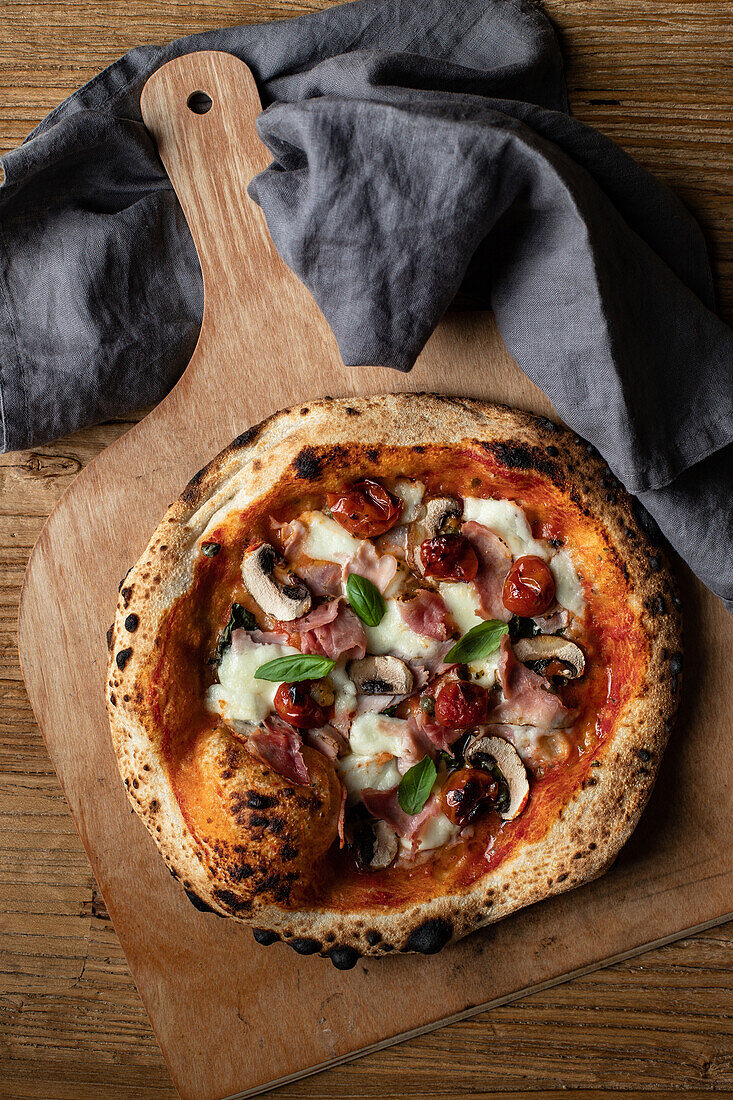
18, 50, 733, 1100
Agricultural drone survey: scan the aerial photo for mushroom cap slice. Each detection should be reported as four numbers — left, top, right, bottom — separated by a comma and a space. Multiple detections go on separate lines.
242, 542, 311, 621
463, 734, 530, 821
370, 820, 400, 869
513, 635, 585, 679
409, 496, 463, 574
348, 655, 414, 695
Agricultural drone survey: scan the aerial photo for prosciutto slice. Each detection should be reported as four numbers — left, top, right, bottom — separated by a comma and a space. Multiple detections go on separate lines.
463, 520, 512, 623
408, 710, 464, 752
270, 516, 307, 558
305, 723, 349, 761
493, 635, 574, 728
360, 786, 440, 840
246, 716, 309, 786
299, 601, 367, 661
343, 540, 397, 594
397, 589, 452, 640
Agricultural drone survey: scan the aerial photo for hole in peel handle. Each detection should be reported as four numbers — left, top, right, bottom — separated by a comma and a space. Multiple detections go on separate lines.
187, 90, 213, 114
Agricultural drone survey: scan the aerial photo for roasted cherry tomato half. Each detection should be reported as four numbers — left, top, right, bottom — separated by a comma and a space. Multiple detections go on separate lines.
440, 767, 498, 826
326, 479, 403, 538
420, 535, 479, 582
502, 554, 555, 617
273, 682, 327, 730
531, 518, 563, 545
434, 680, 489, 729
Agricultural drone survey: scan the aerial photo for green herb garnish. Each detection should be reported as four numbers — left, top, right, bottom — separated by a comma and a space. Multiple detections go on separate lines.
216, 603, 256, 662
445, 619, 509, 665
254, 654, 335, 682
345, 573, 386, 627
398, 756, 437, 815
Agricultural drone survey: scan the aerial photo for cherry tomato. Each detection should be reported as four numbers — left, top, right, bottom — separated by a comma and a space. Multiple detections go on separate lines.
273, 682, 326, 730
434, 680, 489, 729
440, 767, 498, 826
326, 479, 402, 538
531, 518, 563, 545
502, 555, 555, 617
420, 535, 479, 582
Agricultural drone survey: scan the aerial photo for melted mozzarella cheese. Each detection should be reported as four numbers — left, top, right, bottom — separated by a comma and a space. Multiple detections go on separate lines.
348, 712, 409, 757
206, 633, 299, 724
468, 649, 502, 689
549, 548, 586, 617
329, 661, 358, 724
409, 812, 458, 852
438, 581, 483, 633
364, 598, 441, 660
336, 753, 401, 804
463, 496, 549, 561
392, 478, 425, 522
302, 511, 362, 561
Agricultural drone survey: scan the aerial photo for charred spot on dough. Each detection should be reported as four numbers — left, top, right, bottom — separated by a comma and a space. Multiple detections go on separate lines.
180, 463, 210, 504
328, 945, 360, 970
300, 407, 310, 415
253, 927, 279, 946
230, 425, 260, 449
106, 625, 114, 650
118, 567, 132, 592
632, 499, 662, 542
184, 888, 223, 916
293, 447, 322, 480
345, 406, 360, 416
231, 863, 254, 881
404, 918, 453, 955
115, 648, 132, 670
120, 585, 134, 608
244, 791, 277, 809
490, 441, 560, 481
281, 844, 298, 860
148, 799, 160, 814
365, 929, 382, 946
124, 613, 139, 632
538, 416, 559, 434
212, 888, 252, 912
252, 459, 262, 471
289, 937, 322, 956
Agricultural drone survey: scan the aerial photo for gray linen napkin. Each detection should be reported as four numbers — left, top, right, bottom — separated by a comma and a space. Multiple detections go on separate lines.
0, 0, 731, 608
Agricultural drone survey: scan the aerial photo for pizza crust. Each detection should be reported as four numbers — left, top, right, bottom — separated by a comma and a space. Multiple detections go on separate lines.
107, 395, 682, 967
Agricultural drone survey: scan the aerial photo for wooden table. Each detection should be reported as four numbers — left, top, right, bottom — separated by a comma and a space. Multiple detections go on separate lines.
1, 2, 731, 1097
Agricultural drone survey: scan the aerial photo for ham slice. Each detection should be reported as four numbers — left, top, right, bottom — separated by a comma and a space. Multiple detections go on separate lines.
360, 786, 440, 840
493, 634, 574, 728
343, 541, 397, 595
397, 589, 452, 640
299, 559, 343, 597
463, 520, 512, 623
247, 628, 289, 645
408, 710, 464, 752
246, 716, 309, 786
299, 601, 367, 661
375, 524, 409, 561
305, 723, 349, 760
270, 516, 307, 558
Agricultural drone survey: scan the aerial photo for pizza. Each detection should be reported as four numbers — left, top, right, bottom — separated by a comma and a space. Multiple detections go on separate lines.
107, 394, 682, 969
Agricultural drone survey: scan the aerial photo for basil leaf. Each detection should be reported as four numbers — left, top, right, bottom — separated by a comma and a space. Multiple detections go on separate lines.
346, 573, 386, 627
215, 603, 256, 663
398, 756, 437, 815
445, 619, 509, 665
254, 654, 335, 682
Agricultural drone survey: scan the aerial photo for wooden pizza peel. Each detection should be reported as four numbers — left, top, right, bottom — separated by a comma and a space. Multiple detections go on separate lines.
17, 51, 733, 1100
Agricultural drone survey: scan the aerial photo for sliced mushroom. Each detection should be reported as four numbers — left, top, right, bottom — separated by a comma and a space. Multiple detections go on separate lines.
409, 496, 463, 573
463, 734, 530, 821
348, 655, 414, 695
241, 542, 311, 621
370, 820, 400, 869
513, 635, 585, 679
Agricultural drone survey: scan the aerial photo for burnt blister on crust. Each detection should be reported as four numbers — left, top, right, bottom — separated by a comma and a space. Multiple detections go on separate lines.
404, 918, 454, 955
327, 945, 360, 970
292, 447, 323, 480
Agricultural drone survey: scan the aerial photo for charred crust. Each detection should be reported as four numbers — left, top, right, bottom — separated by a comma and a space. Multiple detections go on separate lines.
404, 918, 453, 954
292, 447, 322, 480
365, 929, 382, 946
212, 888, 252, 912
180, 463, 209, 504
184, 888, 222, 916
120, 586, 134, 608
244, 791, 277, 810
125, 613, 139, 632
106, 625, 114, 650
229, 425, 260, 449
115, 648, 132, 671
345, 406, 360, 416
489, 440, 561, 482
289, 937, 322, 955
328, 945, 360, 970
253, 927, 280, 945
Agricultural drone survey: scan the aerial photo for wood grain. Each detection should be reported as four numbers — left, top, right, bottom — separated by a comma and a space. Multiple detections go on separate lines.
1, 2, 732, 1099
